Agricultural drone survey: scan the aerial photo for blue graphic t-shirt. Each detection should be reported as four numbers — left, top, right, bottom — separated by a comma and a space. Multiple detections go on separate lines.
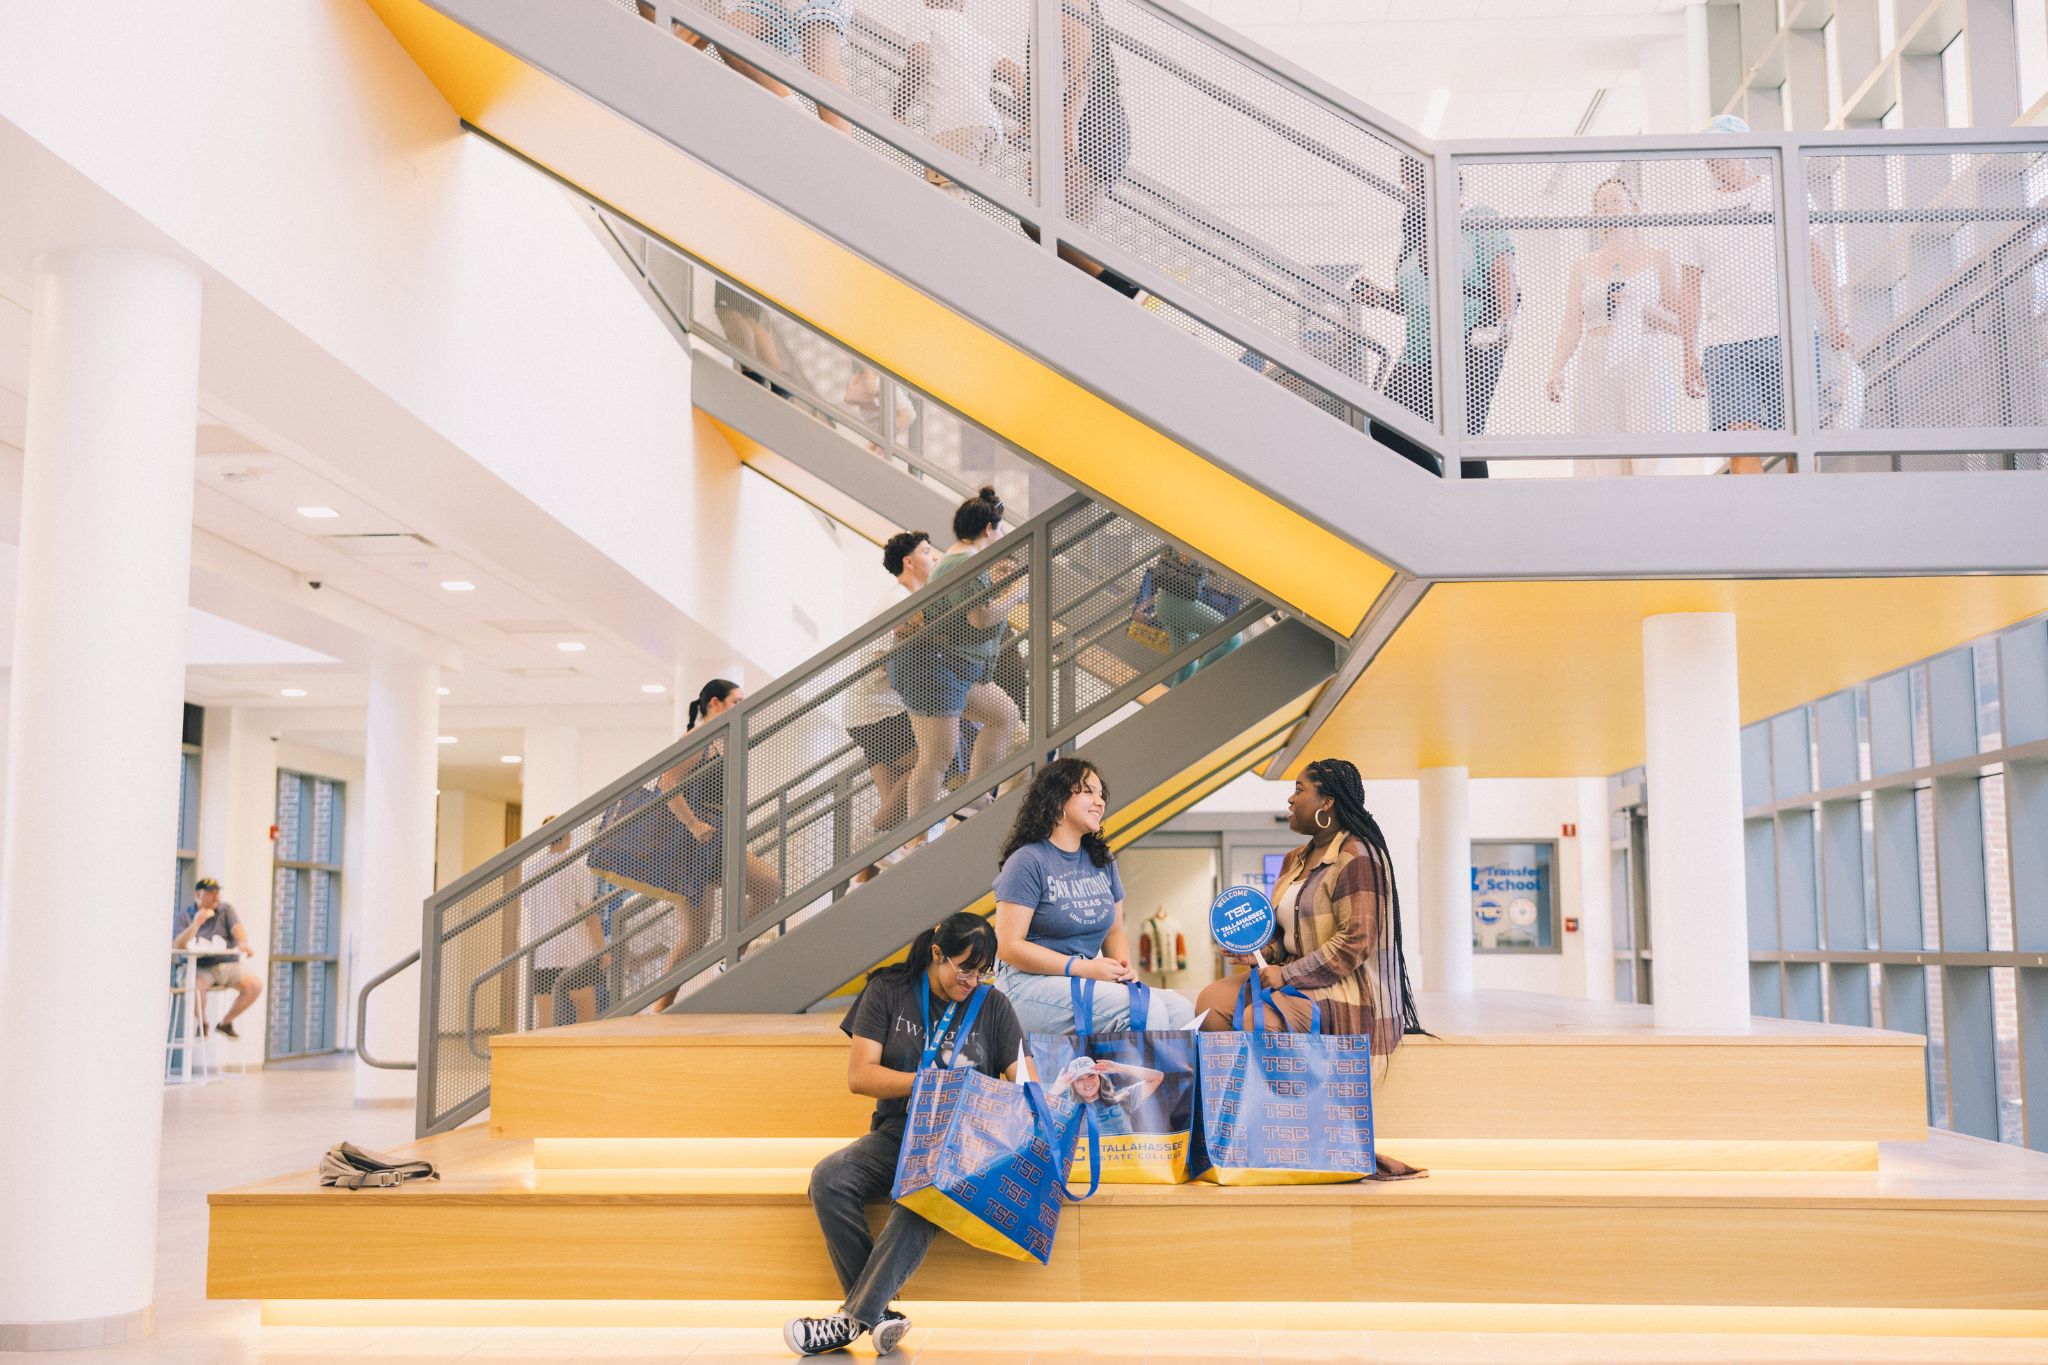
993, 840, 1125, 957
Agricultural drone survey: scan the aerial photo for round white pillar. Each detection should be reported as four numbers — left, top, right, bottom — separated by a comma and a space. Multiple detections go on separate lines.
353, 646, 441, 1102
0, 249, 201, 1346
1417, 765, 1474, 996
520, 726, 581, 838
1642, 613, 1751, 1030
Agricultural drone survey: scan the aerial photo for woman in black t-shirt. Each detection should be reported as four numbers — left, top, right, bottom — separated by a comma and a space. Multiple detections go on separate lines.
785, 913, 1023, 1357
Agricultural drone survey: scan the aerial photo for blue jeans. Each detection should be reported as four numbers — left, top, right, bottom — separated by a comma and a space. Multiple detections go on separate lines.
994, 962, 1197, 1035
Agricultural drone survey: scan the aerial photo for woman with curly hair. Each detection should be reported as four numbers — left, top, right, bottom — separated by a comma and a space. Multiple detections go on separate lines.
991, 757, 1197, 1034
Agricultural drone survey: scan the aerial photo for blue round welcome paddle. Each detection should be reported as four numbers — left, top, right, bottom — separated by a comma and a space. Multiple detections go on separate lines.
1210, 884, 1277, 969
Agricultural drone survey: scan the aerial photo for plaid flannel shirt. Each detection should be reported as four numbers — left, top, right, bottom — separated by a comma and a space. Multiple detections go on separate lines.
1271, 835, 1400, 1056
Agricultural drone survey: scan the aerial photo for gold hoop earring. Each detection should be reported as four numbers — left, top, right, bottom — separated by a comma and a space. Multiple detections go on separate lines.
1315, 808, 1332, 831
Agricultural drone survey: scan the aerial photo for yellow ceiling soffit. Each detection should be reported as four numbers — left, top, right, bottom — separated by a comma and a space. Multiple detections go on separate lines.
1300, 574, 2048, 780
825, 687, 1315, 996
363, 0, 1386, 635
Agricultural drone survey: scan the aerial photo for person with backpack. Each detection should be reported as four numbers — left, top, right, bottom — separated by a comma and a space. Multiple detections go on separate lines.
785, 912, 1025, 1357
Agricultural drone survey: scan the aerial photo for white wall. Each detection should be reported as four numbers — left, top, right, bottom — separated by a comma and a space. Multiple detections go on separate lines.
0, 4, 693, 609
435, 789, 511, 892
0, 2, 879, 682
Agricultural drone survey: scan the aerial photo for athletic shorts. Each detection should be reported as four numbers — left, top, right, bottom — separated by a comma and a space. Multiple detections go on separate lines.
847, 711, 916, 768
1702, 335, 1784, 431
533, 961, 601, 995
197, 961, 244, 989
728, 0, 850, 58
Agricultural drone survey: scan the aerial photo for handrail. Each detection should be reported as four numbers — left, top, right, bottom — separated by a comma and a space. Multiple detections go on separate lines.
634, 0, 1430, 445
412, 488, 1272, 1132
493, 0, 2048, 473
355, 950, 420, 1071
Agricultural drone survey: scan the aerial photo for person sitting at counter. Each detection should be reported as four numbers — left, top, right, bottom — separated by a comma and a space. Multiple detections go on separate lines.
991, 758, 1197, 1034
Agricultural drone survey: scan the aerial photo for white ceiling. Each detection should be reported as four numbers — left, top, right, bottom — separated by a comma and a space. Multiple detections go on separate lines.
0, 282, 684, 798
1185, 0, 1697, 138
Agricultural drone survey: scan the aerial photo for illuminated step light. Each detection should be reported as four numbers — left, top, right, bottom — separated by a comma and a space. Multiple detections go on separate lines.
557, 641, 587, 653
501, 754, 523, 765
441, 580, 477, 593
295, 506, 340, 519
279, 688, 307, 698
641, 683, 668, 694
436, 735, 458, 745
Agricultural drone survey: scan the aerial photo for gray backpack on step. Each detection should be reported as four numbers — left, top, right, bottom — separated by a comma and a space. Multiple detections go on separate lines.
318, 1141, 439, 1190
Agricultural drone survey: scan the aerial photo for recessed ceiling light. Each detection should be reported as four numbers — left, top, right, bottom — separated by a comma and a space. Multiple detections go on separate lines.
296, 506, 340, 519
557, 641, 586, 653
500, 754, 523, 764
436, 686, 450, 696
279, 688, 307, 698
436, 735, 458, 745
440, 580, 476, 593
641, 683, 668, 695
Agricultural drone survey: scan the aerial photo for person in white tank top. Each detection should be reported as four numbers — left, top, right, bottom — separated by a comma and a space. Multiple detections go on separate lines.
1543, 176, 1681, 475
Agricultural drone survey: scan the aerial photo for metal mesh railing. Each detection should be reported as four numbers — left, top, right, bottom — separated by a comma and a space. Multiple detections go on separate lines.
599, 208, 1062, 520
590, 0, 2048, 478
627, 0, 1416, 442
1805, 147, 2048, 448
1456, 156, 1785, 457
407, 491, 1272, 1134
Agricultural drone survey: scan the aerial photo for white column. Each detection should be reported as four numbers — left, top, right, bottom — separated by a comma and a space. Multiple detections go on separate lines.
1576, 776, 1617, 1003
1417, 766, 1474, 995
1641, 35, 1696, 135
354, 646, 440, 1101
1643, 613, 1750, 1030
521, 726, 581, 837
0, 249, 201, 1346
197, 708, 280, 1056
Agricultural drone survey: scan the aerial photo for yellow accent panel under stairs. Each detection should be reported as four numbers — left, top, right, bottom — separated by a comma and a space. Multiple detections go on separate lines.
1304, 575, 2048, 779
363, 0, 1389, 635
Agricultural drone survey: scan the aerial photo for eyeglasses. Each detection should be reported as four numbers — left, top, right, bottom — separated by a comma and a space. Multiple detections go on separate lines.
949, 962, 988, 984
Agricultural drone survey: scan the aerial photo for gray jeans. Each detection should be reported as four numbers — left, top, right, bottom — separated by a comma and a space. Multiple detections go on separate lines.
808, 1127, 938, 1329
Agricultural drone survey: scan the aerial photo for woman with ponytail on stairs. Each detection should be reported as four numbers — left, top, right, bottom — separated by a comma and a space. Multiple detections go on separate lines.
1194, 758, 1426, 1178
786, 912, 1025, 1357
650, 679, 783, 1011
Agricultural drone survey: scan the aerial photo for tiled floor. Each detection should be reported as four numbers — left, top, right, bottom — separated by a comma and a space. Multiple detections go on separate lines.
9, 1059, 2047, 1365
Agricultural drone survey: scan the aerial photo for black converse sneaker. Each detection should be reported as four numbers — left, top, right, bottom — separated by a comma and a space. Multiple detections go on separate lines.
872, 1310, 912, 1356
783, 1312, 860, 1356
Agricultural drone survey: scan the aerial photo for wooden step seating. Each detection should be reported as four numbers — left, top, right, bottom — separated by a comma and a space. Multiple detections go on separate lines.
488, 991, 1930, 1171
208, 992, 2048, 1329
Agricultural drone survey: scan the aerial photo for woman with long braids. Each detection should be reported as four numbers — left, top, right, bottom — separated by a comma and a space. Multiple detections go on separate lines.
991, 757, 1197, 1034
650, 679, 783, 1011
1195, 758, 1423, 1059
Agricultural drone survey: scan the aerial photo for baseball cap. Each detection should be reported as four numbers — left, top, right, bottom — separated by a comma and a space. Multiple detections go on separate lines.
195, 877, 221, 892
1706, 113, 1750, 135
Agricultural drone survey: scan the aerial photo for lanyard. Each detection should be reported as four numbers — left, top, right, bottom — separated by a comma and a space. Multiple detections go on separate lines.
918, 975, 963, 1069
